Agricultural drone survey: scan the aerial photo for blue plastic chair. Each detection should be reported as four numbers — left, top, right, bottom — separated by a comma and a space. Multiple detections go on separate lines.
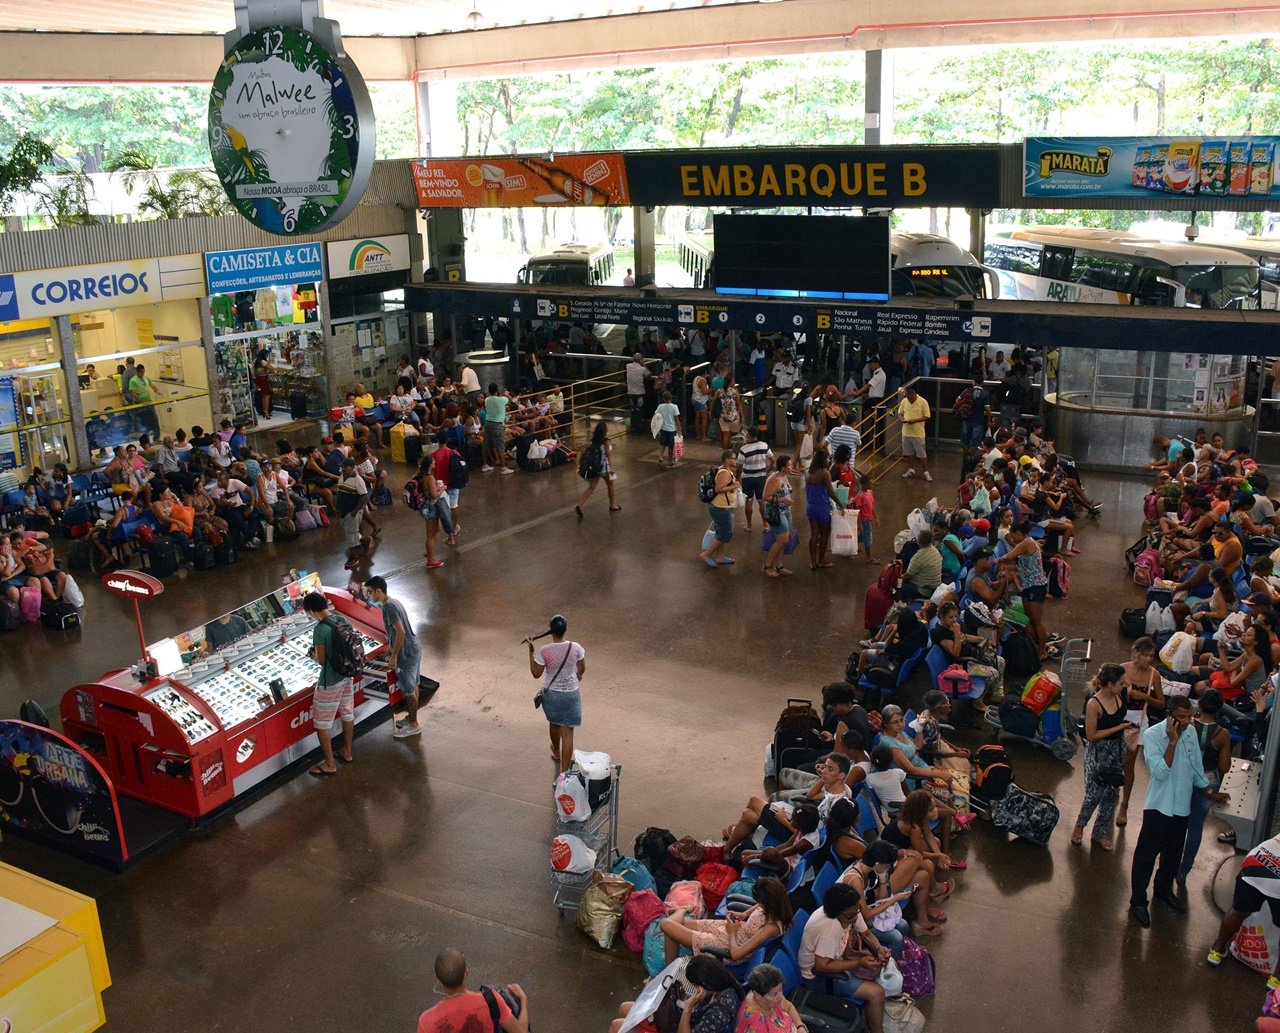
854, 785, 887, 835
773, 950, 801, 995
781, 908, 809, 964
786, 855, 810, 894
924, 645, 948, 688
810, 861, 840, 907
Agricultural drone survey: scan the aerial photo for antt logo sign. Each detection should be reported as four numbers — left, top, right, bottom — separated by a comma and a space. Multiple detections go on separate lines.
0, 274, 18, 322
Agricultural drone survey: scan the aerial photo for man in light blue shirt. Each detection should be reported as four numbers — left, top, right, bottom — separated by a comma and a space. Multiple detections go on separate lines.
1129, 696, 1230, 927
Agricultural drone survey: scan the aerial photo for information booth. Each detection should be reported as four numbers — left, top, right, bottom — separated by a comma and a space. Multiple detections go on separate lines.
0, 575, 396, 869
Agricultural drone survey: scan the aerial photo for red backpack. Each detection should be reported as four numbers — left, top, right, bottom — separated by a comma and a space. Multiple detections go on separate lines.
694, 861, 738, 912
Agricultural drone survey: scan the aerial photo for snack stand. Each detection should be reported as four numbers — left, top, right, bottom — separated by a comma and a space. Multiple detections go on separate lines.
0, 574, 398, 869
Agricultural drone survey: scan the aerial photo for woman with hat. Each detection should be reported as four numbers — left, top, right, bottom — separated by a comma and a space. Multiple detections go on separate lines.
527, 615, 586, 772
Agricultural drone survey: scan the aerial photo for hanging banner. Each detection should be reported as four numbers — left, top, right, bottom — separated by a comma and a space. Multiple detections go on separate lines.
624, 145, 1001, 208
412, 146, 1001, 209
1023, 135, 1280, 199
412, 154, 631, 208
0, 720, 128, 869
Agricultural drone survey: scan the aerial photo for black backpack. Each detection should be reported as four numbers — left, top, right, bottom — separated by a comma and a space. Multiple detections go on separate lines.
1119, 607, 1146, 639
634, 826, 677, 875
479, 985, 523, 1033
323, 615, 366, 678
786, 392, 807, 423
449, 449, 470, 490
1002, 628, 1040, 680
696, 466, 719, 503
971, 743, 1013, 804
578, 444, 604, 481
41, 597, 80, 631
194, 542, 217, 570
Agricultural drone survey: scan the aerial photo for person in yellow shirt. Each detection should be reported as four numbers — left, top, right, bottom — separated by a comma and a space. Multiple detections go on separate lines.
898, 384, 932, 482
352, 383, 377, 410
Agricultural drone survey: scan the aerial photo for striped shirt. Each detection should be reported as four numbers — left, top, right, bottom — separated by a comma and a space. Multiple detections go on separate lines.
826, 424, 862, 461
737, 440, 773, 478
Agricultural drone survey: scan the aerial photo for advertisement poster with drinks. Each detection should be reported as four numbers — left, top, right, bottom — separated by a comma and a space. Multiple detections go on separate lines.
412, 154, 631, 208
1023, 135, 1280, 199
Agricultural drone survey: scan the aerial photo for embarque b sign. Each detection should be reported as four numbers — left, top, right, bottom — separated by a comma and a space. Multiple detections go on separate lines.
208, 24, 375, 236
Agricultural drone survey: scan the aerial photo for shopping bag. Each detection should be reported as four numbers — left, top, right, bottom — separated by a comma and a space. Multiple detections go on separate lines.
673, 435, 685, 461
650, 411, 663, 438
831, 510, 858, 557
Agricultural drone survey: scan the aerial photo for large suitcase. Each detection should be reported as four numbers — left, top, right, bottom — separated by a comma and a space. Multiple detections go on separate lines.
403, 432, 423, 468
290, 390, 309, 420
990, 782, 1059, 846
389, 421, 419, 464
147, 534, 183, 577
787, 990, 869, 1033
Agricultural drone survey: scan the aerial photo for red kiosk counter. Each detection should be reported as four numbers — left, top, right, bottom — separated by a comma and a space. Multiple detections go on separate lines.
0, 577, 402, 869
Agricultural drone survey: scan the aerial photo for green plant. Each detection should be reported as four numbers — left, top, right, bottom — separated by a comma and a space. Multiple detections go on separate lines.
106, 149, 231, 219
0, 133, 55, 214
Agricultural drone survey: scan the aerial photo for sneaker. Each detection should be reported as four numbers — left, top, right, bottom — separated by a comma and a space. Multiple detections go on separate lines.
500, 467, 514, 475
902, 469, 915, 479
859, 639, 877, 648
242, 540, 259, 551
924, 471, 933, 482
425, 560, 445, 569
1206, 948, 1224, 968
1046, 632, 1065, 644
392, 721, 422, 739
481, 465, 494, 472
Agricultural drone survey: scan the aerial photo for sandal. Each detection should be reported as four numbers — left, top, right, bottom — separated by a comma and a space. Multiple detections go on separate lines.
947, 859, 968, 870
926, 905, 948, 923
930, 879, 956, 901
1071, 829, 1084, 846
308, 765, 338, 777
766, 568, 781, 578
1091, 837, 1115, 851
911, 923, 944, 938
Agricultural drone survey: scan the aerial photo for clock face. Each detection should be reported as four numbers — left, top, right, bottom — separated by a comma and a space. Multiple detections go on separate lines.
208, 25, 375, 236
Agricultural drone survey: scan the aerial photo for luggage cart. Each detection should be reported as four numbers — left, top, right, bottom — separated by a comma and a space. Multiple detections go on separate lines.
985, 638, 1090, 762
551, 763, 621, 913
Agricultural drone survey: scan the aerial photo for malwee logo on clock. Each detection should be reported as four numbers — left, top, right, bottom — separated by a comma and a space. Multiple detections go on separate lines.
0, 274, 18, 322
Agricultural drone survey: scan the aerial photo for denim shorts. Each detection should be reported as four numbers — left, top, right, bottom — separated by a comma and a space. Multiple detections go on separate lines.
961, 419, 986, 448
859, 520, 874, 547
1022, 583, 1048, 604
659, 429, 676, 448
708, 504, 734, 544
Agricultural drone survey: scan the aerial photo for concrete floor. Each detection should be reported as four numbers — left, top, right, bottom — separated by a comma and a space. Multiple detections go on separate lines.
0, 430, 1266, 1032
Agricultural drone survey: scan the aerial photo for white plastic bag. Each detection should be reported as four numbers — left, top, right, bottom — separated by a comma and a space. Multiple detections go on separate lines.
555, 770, 592, 822
650, 411, 663, 438
1162, 679, 1192, 698
906, 508, 929, 538
876, 956, 904, 997
573, 750, 612, 780
1145, 601, 1175, 635
921, 497, 940, 524
551, 834, 597, 874
735, 488, 747, 508
831, 511, 858, 557
799, 433, 814, 462
930, 581, 956, 605
1158, 632, 1196, 674
702, 525, 717, 551
62, 575, 84, 609
1216, 612, 1248, 644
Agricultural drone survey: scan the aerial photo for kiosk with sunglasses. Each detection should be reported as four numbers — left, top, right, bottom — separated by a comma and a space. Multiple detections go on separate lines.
0, 575, 400, 870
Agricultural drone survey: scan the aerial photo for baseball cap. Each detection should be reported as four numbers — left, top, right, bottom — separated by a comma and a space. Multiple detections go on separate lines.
321, 436, 335, 445
1018, 455, 1034, 466
971, 518, 991, 533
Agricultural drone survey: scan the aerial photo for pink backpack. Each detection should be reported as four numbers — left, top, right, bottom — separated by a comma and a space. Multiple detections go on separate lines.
937, 664, 973, 697
1133, 549, 1161, 587
620, 889, 666, 952
18, 583, 41, 623
1143, 492, 1161, 522
664, 880, 706, 918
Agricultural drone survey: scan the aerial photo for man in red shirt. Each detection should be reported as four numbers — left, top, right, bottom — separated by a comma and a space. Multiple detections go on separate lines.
430, 433, 462, 546
417, 949, 529, 1033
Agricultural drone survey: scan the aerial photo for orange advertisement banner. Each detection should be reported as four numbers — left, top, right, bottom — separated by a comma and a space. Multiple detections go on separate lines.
411, 154, 631, 208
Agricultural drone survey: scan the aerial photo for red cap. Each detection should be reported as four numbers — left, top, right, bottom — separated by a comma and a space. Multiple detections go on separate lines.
321, 436, 335, 445
971, 518, 991, 532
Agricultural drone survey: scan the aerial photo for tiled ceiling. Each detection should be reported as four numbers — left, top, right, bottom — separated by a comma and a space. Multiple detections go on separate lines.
0, 0, 759, 36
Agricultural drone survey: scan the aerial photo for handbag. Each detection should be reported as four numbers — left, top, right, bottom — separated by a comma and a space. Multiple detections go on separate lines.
535, 641, 574, 709
883, 993, 926, 1033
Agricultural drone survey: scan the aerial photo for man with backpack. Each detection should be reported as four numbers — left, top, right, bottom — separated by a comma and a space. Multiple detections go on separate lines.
364, 577, 423, 740
416, 948, 529, 1033
954, 372, 992, 451
304, 591, 362, 776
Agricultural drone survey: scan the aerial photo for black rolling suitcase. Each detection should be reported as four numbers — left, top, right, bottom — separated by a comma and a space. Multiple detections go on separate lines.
404, 433, 423, 468
215, 541, 237, 566
147, 535, 183, 577
290, 391, 309, 419
193, 542, 217, 570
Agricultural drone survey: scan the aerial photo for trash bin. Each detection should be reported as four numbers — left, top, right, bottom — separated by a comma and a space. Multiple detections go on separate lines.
463, 349, 510, 393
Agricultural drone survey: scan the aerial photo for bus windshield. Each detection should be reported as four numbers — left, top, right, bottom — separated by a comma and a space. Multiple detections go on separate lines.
525, 261, 589, 286
1174, 264, 1259, 309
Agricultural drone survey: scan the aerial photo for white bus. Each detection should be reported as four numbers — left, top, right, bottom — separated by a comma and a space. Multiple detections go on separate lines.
517, 243, 615, 286
676, 230, 995, 298
1193, 237, 1280, 308
984, 227, 1263, 309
